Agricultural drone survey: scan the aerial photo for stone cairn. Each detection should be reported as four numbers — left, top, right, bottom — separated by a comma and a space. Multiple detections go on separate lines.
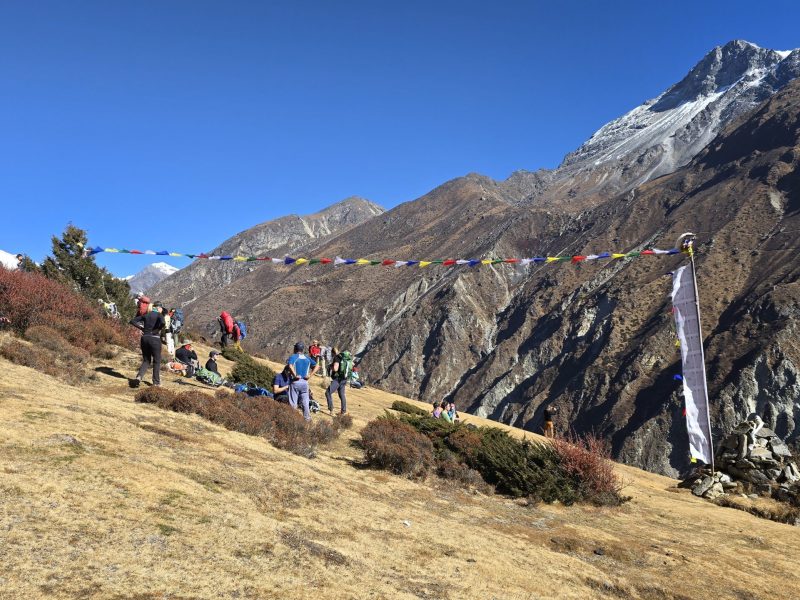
686, 416, 799, 501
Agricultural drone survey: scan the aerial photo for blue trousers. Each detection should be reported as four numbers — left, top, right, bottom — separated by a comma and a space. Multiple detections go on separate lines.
288, 379, 311, 421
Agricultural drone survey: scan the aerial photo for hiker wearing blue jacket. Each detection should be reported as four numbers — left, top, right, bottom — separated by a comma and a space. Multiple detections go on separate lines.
287, 342, 318, 421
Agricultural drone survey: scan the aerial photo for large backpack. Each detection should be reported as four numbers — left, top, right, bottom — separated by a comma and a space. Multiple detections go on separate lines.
335, 351, 353, 381
236, 320, 247, 340
195, 367, 223, 387
220, 311, 234, 334
171, 308, 184, 333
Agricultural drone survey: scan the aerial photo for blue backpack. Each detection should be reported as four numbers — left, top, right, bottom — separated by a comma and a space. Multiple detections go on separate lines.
236, 320, 247, 339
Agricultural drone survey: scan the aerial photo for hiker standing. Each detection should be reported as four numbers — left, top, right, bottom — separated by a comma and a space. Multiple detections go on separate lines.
543, 406, 557, 438
162, 308, 175, 358
325, 350, 352, 415
309, 340, 322, 374
218, 311, 234, 348
129, 301, 166, 387
287, 342, 318, 421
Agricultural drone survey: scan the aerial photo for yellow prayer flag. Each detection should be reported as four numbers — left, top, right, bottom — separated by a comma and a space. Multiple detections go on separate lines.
233, 256, 247, 262
106, 248, 120, 253
481, 259, 492, 265
356, 258, 371, 265
419, 261, 432, 267
546, 257, 558, 263
612, 253, 626, 259
295, 258, 309, 265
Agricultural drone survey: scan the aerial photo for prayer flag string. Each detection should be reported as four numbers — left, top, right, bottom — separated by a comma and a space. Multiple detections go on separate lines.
86, 246, 681, 267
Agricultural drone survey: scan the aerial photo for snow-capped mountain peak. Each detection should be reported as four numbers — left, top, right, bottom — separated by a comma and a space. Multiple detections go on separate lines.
126, 262, 180, 296
0, 249, 21, 270
559, 40, 800, 184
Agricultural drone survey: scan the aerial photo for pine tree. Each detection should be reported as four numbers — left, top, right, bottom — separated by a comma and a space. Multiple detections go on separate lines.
41, 224, 135, 321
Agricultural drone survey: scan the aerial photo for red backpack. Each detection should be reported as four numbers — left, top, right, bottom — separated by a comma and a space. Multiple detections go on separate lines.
220, 311, 234, 334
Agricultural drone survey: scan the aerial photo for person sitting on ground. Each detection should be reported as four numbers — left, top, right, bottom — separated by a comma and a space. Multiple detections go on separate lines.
543, 405, 557, 438
348, 366, 363, 389
447, 402, 459, 423
440, 401, 453, 423
175, 341, 199, 375
286, 342, 318, 421
272, 363, 292, 404
206, 350, 221, 375
432, 402, 444, 419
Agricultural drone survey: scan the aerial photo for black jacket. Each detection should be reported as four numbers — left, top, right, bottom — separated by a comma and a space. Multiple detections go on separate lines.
205, 358, 220, 374
175, 346, 198, 364
130, 311, 165, 337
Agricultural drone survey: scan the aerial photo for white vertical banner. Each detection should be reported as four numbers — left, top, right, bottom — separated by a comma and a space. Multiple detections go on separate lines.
671, 265, 713, 464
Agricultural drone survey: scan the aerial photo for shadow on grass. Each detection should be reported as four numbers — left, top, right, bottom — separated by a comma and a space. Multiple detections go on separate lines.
94, 366, 127, 379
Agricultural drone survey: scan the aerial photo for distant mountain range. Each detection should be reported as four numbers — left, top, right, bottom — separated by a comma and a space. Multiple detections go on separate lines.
150, 41, 800, 476
125, 262, 180, 295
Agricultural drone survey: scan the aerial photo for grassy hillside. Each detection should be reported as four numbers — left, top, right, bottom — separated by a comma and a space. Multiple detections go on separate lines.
1, 336, 799, 599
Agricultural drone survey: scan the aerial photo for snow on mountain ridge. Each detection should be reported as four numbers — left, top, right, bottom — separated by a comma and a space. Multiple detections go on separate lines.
126, 262, 180, 296
560, 41, 800, 181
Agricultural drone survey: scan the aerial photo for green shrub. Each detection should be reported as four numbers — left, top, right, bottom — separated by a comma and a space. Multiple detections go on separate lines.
221, 346, 246, 362
391, 400, 429, 416
360, 416, 435, 477
383, 414, 628, 506
228, 353, 275, 389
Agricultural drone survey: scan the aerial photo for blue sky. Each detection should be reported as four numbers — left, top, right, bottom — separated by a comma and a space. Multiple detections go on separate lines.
1, 0, 798, 276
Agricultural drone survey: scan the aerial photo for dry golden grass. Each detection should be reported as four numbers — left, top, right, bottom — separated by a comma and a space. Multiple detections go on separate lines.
1, 338, 799, 599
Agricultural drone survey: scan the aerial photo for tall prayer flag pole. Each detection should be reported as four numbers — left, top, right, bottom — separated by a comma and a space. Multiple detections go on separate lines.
672, 232, 715, 472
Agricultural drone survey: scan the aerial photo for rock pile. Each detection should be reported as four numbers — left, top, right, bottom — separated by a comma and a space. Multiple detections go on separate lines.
687, 416, 800, 500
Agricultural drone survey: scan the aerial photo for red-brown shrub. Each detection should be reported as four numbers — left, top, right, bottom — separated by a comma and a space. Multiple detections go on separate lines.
24, 325, 89, 362
134, 387, 178, 407
0, 268, 137, 355
333, 412, 354, 431
436, 455, 492, 492
0, 339, 88, 385
360, 417, 435, 477
551, 434, 626, 506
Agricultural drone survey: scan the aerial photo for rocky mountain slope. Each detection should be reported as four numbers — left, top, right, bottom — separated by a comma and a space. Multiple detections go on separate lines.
150, 196, 384, 306
507, 40, 800, 209
152, 43, 800, 477
124, 262, 179, 295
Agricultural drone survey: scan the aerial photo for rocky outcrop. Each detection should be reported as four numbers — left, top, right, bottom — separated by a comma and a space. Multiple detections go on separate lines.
716, 417, 799, 492
685, 417, 800, 514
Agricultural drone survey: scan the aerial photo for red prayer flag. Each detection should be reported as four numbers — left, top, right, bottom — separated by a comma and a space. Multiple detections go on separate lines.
320, 258, 333, 264
571, 255, 587, 263
442, 259, 456, 266
129, 250, 143, 255
503, 258, 519, 263
642, 249, 655, 255
382, 259, 396, 266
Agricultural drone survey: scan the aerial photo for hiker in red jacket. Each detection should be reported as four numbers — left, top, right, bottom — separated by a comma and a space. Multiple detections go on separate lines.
218, 311, 234, 348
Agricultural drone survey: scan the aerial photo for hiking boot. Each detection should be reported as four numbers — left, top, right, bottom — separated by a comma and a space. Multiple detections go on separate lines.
129, 378, 140, 389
